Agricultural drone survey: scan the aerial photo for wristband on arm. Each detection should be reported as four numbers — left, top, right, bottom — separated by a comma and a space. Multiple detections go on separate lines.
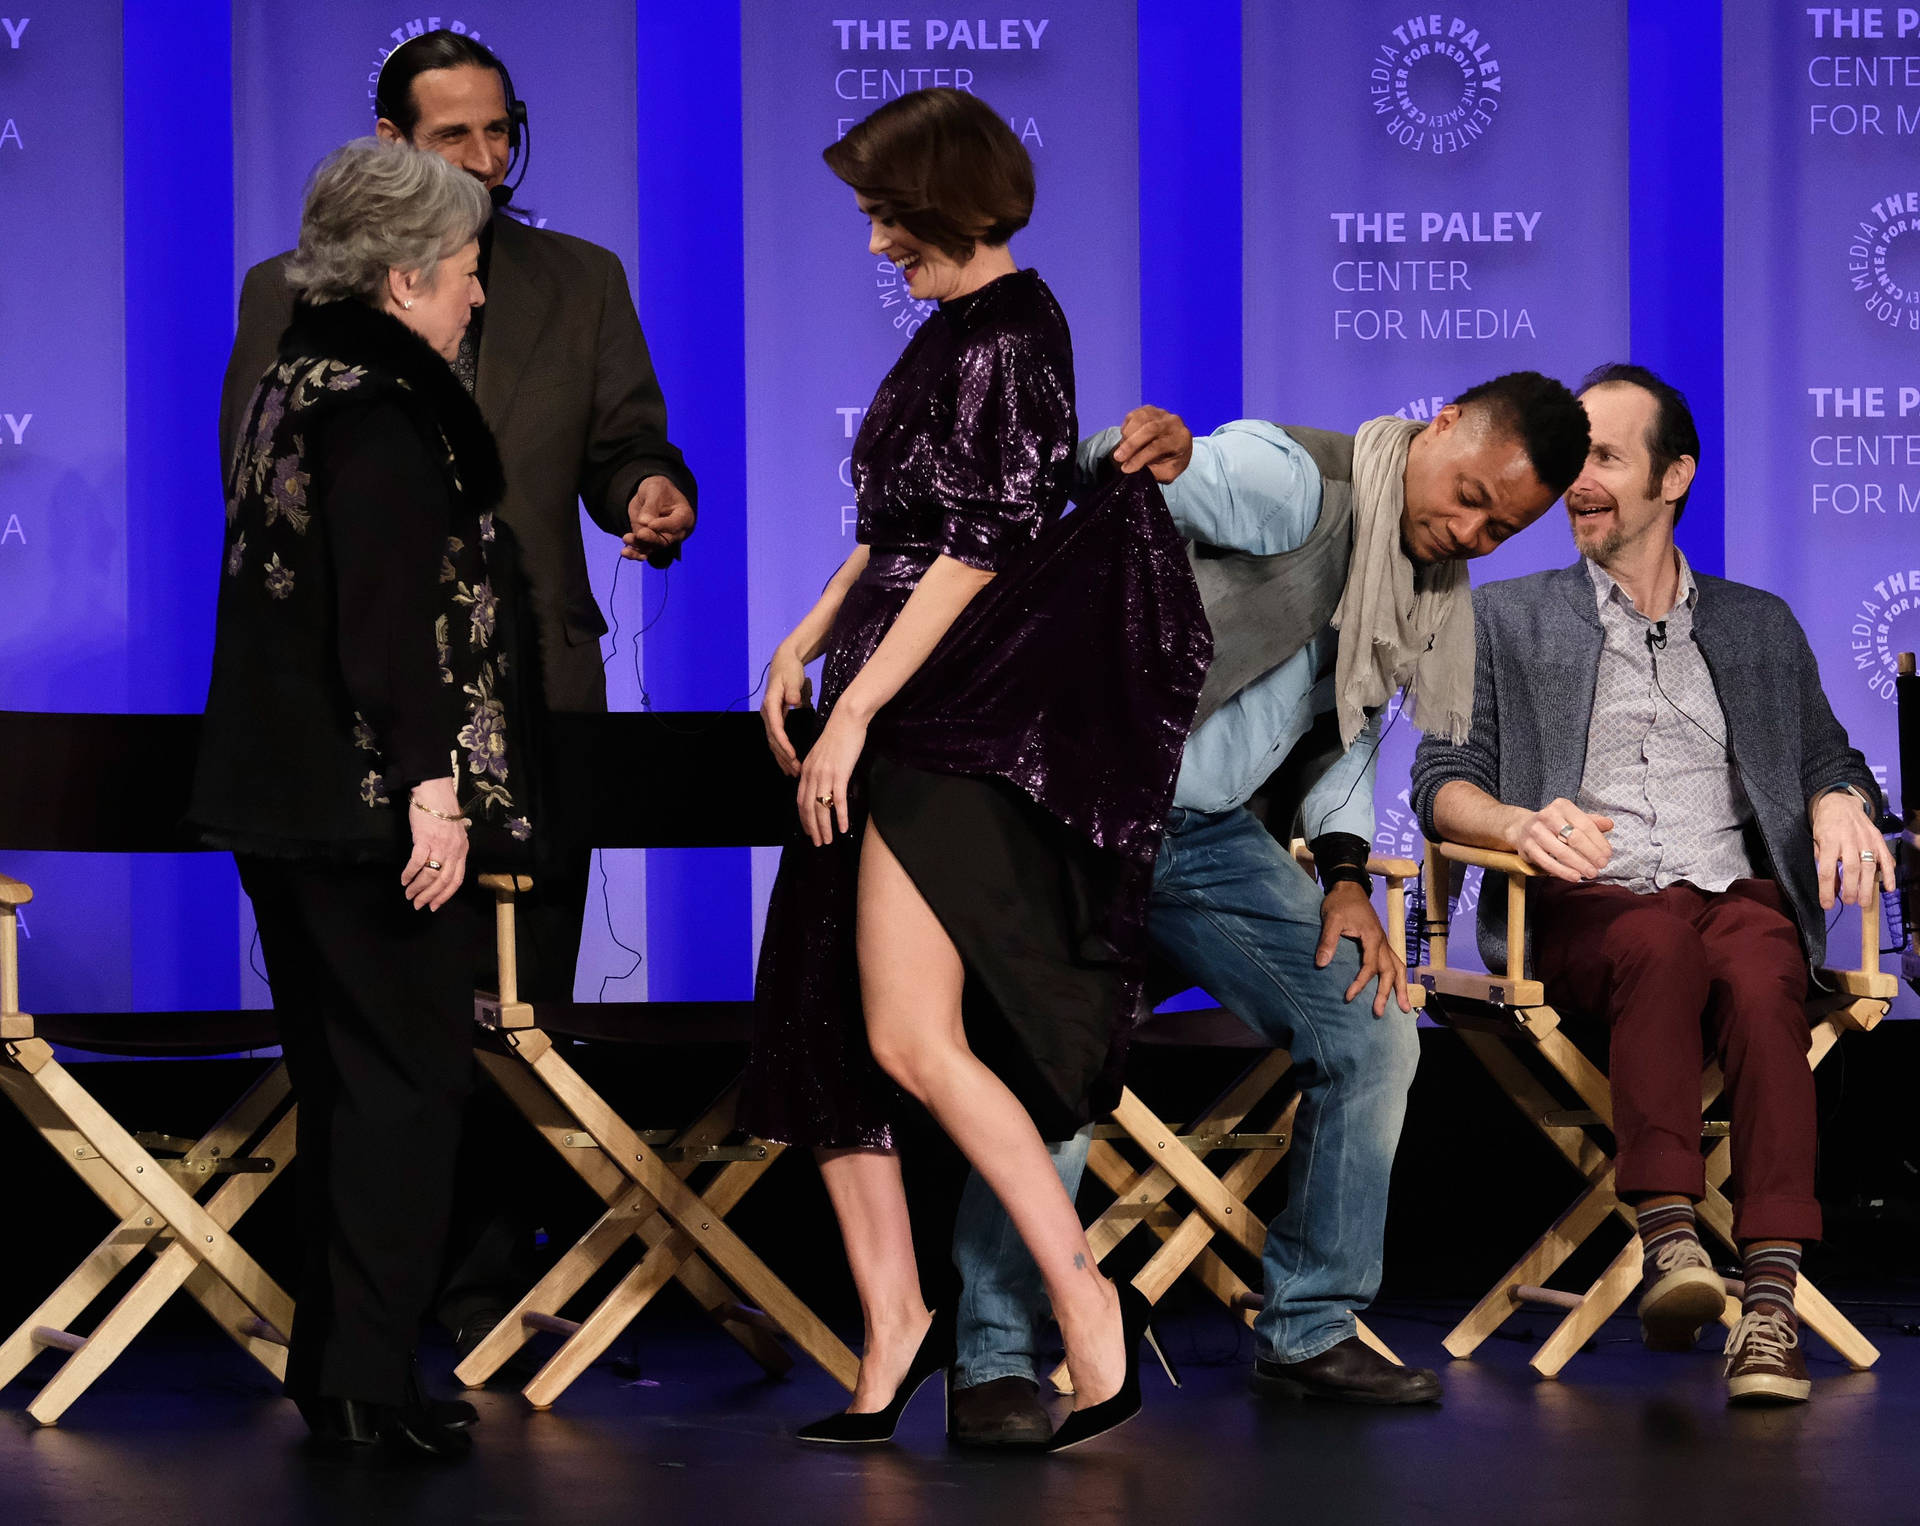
1307, 831, 1372, 897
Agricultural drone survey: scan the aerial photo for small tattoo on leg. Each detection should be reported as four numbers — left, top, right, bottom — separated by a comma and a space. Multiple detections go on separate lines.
1074, 1253, 1087, 1271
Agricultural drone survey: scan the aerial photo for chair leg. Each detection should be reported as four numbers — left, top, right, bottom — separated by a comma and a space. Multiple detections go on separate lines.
467, 1055, 794, 1385
18, 1047, 293, 1334
0, 1058, 294, 1411
1107, 1090, 1265, 1258
1528, 1236, 1644, 1380
509, 1030, 858, 1390
1080, 1053, 1295, 1265
1444, 1173, 1620, 1360
18, 1102, 299, 1423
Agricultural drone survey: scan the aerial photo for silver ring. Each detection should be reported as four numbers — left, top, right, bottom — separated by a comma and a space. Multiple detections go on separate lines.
1861, 851, 1876, 863
1556, 822, 1576, 842
425, 860, 443, 872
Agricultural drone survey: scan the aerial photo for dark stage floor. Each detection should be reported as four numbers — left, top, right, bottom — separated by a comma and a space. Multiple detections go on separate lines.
3, 1301, 1918, 1526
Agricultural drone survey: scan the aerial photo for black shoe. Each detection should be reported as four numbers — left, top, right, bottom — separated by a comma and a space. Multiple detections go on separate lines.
1047, 1283, 1179, 1454
796, 1311, 955, 1445
948, 1375, 1054, 1449
408, 1362, 479, 1431
297, 1395, 473, 1460
1249, 1336, 1441, 1406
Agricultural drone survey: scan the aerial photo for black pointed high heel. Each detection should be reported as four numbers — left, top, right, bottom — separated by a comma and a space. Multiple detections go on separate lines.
1047, 1282, 1179, 1453
796, 1310, 955, 1444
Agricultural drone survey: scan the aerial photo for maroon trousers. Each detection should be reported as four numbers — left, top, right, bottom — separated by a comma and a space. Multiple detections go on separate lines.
1531, 878, 1820, 1244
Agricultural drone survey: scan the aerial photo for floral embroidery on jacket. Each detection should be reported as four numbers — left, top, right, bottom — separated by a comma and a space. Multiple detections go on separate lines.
458, 667, 509, 782
266, 451, 311, 533
223, 306, 524, 846
454, 578, 497, 650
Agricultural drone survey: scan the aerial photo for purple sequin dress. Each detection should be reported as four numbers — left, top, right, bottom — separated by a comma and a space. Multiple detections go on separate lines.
741, 270, 1210, 1149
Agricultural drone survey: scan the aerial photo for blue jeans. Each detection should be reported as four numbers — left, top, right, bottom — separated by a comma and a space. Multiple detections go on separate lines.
952, 804, 1420, 1380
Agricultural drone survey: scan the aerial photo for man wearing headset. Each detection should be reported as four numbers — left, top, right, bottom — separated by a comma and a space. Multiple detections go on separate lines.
219, 29, 698, 1363
1411, 363, 1890, 1408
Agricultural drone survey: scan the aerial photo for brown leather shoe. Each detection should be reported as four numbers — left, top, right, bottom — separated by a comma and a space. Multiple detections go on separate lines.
948, 1376, 1054, 1448
1249, 1336, 1441, 1406
1725, 1309, 1811, 1405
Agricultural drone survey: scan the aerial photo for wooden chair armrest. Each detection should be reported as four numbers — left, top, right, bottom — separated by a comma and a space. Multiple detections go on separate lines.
1287, 841, 1418, 882
0, 873, 32, 908
478, 873, 535, 895
1431, 841, 1536, 877
1418, 839, 1535, 985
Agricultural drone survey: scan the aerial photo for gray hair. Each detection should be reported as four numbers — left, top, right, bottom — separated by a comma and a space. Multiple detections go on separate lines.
285, 137, 490, 306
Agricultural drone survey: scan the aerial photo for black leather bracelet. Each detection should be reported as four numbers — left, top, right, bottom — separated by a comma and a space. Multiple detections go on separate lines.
1319, 863, 1373, 896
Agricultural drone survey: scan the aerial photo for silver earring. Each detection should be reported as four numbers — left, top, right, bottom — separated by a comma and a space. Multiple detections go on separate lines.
403, 299, 415, 310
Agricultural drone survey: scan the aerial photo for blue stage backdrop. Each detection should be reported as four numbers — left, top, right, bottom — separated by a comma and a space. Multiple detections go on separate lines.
231, 2, 650, 1002
6, 4, 1909, 1023
1725, 2, 1918, 1011
1243, 0, 1632, 961
0, 4, 139, 1013
739, 3, 1141, 948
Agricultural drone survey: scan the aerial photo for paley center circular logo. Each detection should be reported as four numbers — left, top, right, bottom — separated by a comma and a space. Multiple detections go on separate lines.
1369, 15, 1504, 155
367, 18, 487, 108
1847, 191, 1920, 333
873, 257, 937, 337
1848, 566, 1920, 701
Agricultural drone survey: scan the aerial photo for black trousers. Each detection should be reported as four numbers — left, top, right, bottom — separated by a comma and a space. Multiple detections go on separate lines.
240, 856, 478, 1406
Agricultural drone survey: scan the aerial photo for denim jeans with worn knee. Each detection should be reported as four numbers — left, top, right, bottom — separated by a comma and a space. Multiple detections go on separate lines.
951, 804, 1420, 1377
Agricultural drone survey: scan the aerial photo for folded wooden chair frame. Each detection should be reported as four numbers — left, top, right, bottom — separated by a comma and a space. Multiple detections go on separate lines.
1413, 840, 1893, 1378
456, 873, 858, 1407
0, 873, 296, 1425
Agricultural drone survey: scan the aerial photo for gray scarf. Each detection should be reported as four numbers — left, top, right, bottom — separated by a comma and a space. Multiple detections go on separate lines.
1330, 416, 1475, 746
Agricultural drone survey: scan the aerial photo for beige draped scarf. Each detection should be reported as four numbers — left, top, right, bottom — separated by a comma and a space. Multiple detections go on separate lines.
1330, 415, 1476, 747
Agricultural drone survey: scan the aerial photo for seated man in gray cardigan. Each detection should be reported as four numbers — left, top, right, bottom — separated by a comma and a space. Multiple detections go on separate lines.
947, 374, 1591, 1445
1411, 364, 1889, 1407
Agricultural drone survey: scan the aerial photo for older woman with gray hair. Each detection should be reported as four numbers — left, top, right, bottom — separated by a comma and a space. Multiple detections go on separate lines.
191, 137, 525, 1460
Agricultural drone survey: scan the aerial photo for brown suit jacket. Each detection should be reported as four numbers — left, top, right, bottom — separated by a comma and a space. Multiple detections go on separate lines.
220, 213, 696, 713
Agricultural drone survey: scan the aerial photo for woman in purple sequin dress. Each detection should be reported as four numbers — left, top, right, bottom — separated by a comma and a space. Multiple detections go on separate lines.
744, 90, 1210, 1442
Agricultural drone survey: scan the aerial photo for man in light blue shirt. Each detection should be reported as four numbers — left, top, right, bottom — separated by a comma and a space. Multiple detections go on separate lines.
948, 375, 1590, 1442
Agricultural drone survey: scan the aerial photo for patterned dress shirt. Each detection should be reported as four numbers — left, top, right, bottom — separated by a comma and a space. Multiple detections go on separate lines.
1579, 551, 1756, 893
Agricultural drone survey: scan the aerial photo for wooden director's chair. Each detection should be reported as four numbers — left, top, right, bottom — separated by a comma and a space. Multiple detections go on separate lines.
452, 713, 857, 1407
1061, 847, 1424, 1385
1413, 837, 1895, 1378
0, 713, 296, 1424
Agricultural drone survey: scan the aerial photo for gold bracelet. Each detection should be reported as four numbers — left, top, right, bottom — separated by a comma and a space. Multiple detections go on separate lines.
411, 798, 472, 829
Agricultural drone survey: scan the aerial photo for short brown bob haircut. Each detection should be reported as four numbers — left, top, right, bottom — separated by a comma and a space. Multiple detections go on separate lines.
824, 87, 1034, 262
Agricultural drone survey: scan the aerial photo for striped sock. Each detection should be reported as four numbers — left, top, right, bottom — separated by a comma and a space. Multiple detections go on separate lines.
1742, 1243, 1801, 1321
1638, 1200, 1702, 1282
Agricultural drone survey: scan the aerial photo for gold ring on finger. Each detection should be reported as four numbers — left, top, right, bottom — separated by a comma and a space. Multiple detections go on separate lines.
425, 860, 443, 872
816, 793, 834, 808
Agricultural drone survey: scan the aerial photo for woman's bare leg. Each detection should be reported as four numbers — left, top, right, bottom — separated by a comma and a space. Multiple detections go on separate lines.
856, 821, 1125, 1410
815, 1146, 933, 1411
